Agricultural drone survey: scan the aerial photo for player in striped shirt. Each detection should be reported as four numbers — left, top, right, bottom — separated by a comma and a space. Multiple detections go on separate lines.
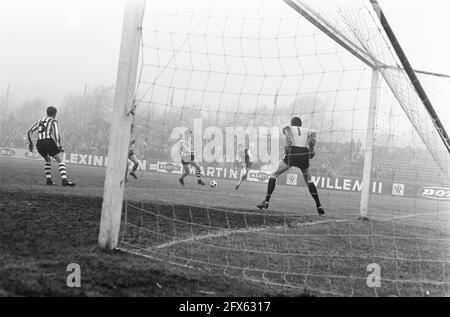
235, 144, 252, 190
27, 106, 76, 186
178, 129, 205, 186
257, 116, 324, 216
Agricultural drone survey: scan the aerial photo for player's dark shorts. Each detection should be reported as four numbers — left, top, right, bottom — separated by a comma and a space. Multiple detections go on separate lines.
181, 153, 195, 165
128, 149, 135, 157
283, 146, 309, 170
244, 162, 252, 169
36, 139, 61, 158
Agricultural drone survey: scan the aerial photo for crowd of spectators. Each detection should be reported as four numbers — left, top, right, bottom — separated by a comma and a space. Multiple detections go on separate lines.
0, 112, 411, 180
0, 117, 375, 181
0, 120, 27, 147
0, 92, 445, 185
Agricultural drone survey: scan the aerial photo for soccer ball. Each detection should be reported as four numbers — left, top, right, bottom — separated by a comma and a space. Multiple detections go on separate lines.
210, 180, 218, 188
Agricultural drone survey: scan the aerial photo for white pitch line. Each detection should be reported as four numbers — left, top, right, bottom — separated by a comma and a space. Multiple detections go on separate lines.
149, 210, 450, 250
152, 227, 269, 250
375, 210, 450, 222
151, 217, 355, 250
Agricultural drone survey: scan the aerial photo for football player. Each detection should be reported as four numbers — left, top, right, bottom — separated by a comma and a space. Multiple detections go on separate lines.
178, 129, 205, 186
126, 138, 139, 181
27, 106, 76, 186
257, 116, 324, 216
235, 144, 252, 190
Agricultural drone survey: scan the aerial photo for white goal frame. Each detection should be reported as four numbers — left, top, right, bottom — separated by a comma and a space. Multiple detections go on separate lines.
98, 0, 146, 249
98, 0, 450, 250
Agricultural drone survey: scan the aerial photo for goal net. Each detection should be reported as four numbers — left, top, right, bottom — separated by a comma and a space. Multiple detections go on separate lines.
114, 0, 450, 296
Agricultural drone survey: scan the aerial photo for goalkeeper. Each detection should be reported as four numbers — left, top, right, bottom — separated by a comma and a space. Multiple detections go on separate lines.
257, 116, 324, 216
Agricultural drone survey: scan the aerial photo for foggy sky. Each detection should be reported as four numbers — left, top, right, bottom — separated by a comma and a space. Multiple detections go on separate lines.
0, 0, 125, 105
0, 0, 449, 130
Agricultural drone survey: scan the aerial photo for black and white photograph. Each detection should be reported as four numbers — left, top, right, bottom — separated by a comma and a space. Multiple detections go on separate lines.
0, 0, 449, 301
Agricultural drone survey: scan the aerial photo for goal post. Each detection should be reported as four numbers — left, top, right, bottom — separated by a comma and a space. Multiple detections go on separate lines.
98, 0, 450, 295
360, 68, 380, 219
370, 0, 450, 156
285, 0, 382, 219
98, 0, 146, 250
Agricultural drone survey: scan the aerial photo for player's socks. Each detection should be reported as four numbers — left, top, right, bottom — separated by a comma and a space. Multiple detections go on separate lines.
130, 171, 137, 179
194, 167, 205, 185
236, 175, 245, 189
264, 178, 277, 203
307, 182, 322, 208
257, 178, 276, 209
44, 162, 52, 180
317, 206, 325, 216
58, 163, 75, 186
58, 163, 68, 180
180, 170, 188, 186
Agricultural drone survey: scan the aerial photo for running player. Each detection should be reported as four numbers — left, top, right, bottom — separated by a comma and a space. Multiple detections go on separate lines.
235, 144, 252, 190
126, 138, 139, 181
178, 129, 205, 186
27, 106, 76, 186
257, 116, 324, 216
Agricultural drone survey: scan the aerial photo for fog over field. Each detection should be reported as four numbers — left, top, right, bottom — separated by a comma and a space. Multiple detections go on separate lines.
0, 0, 449, 131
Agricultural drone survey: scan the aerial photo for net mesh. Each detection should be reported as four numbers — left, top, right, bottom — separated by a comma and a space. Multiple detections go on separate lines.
118, 0, 450, 296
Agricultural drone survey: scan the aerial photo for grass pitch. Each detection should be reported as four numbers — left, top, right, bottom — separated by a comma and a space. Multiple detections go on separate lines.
0, 157, 449, 296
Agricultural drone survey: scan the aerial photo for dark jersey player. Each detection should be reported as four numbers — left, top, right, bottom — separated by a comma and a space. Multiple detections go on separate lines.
27, 106, 76, 186
257, 116, 324, 216
235, 144, 252, 190
125, 138, 139, 181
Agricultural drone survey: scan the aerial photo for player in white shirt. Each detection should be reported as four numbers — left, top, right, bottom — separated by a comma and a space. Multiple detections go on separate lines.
235, 144, 252, 190
178, 129, 205, 186
257, 116, 325, 216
